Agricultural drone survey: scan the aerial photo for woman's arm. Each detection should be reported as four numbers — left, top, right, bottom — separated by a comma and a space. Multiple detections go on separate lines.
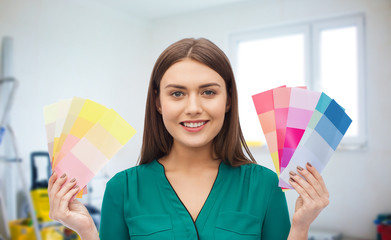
287, 163, 330, 240
48, 172, 99, 240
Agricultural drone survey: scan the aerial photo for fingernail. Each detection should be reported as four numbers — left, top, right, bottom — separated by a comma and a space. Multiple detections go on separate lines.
297, 166, 304, 171
74, 185, 79, 189
70, 178, 76, 183
307, 162, 312, 167
289, 171, 297, 176
60, 173, 66, 178
289, 177, 295, 182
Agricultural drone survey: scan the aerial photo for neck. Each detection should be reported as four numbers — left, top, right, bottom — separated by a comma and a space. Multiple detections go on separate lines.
160, 141, 220, 171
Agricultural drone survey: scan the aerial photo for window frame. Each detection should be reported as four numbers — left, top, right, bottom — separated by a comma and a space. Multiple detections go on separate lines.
229, 13, 367, 149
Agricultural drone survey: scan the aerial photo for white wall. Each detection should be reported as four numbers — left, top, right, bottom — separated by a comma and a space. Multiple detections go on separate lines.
0, 0, 151, 215
147, 0, 391, 239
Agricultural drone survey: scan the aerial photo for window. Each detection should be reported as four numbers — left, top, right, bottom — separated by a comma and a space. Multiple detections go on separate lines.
230, 14, 366, 148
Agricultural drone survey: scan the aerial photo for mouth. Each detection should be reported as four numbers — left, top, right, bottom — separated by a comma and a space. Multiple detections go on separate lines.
180, 120, 208, 128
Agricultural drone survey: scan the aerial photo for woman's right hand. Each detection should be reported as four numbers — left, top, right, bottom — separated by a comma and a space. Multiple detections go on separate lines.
48, 172, 99, 240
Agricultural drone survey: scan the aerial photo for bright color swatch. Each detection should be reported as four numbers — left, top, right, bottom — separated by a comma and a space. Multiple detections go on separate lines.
43, 98, 136, 198
252, 88, 281, 175
273, 87, 291, 172
252, 87, 352, 189
280, 88, 321, 173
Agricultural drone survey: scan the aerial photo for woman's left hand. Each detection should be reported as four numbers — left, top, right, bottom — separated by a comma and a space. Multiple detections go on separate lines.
289, 162, 330, 233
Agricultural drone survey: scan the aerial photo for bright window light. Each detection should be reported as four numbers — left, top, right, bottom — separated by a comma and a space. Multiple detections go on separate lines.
236, 34, 306, 144
320, 27, 358, 137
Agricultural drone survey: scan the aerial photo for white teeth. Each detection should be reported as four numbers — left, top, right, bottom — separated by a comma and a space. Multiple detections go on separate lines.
183, 122, 206, 128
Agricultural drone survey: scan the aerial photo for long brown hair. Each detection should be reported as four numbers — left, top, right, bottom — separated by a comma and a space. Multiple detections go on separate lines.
138, 38, 255, 167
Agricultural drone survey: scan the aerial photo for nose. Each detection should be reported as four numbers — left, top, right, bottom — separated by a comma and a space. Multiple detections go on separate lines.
184, 94, 202, 115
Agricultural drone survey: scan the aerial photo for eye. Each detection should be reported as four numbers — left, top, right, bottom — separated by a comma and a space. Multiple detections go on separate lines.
203, 90, 216, 96
171, 91, 184, 98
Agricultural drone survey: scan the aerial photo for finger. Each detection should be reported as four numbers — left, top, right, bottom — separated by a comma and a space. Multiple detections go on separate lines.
51, 173, 68, 194
290, 177, 329, 221
56, 178, 78, 199
51, 178, 77, 219
306, 163, 329, 197
48, 172, 56, 210
297, 165, 325, 197
49, 173, 68, 204
290, 169, 320, 201
289, 177, 312, 202
59, 185, 80, 213
49, 173, 67, 220
48, 171, 57, 193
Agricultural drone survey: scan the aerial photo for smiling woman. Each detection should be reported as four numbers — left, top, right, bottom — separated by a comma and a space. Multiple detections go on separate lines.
158, 59, 229, 150
139, 38, 254, 167
48, 38, 330, 240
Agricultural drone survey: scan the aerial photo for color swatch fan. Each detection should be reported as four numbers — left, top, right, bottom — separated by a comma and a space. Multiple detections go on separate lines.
252, 86, 352, 189
43, 97, 136, 198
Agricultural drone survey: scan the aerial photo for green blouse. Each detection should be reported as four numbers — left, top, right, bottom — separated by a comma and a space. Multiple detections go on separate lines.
100, 160, 290, 239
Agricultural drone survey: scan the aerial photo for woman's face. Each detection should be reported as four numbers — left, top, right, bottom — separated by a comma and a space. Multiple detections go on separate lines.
158, 59, 229, 150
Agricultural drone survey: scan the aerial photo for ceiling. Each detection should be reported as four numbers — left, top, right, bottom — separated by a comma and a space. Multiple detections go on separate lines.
91, 0, 250, 20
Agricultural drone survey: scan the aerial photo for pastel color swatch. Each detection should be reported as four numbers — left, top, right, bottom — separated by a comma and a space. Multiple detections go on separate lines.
252, 87, 352, 190
53, 100, 72, 161
44, 98, 136, 198
43, 103, 58, 160
279, 99, 352, 188
252, 88, 280, 175
53, 97, 85, 164
53, 99, 108, 168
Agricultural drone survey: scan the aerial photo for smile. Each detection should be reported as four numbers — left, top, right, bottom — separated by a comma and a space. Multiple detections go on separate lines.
181, 121, 207, 128
180, 120, 209, 132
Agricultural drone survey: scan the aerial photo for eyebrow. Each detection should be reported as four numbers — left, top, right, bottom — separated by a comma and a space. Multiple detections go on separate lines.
164, 83, 222, 89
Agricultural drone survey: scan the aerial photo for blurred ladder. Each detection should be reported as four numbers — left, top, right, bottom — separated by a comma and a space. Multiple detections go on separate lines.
0, 77, 42, 240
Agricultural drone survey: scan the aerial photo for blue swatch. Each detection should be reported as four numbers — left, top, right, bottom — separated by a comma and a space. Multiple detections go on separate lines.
315, 115, 343, 150
323, 100, 352, 135
315, 93, 332, 113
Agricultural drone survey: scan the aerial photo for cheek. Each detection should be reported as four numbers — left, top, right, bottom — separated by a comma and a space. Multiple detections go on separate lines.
206, 98, 227, 121
160, 101, 180, 123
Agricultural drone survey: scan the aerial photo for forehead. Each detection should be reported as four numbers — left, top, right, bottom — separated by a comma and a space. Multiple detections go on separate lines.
161, 59, 226, 88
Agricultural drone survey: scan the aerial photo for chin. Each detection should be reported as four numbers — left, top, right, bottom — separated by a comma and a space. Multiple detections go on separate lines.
179, 139, 214, 149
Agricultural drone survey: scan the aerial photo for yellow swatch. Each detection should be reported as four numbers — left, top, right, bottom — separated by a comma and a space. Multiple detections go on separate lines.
99, 109, 136, 145
271, 152, 280, 176
69, 117, 96, 139
78, 100, 108, 123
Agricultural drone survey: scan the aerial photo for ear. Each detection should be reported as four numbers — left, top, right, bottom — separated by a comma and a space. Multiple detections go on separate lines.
155, 90, 162, 114
225, 96, 231, 113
